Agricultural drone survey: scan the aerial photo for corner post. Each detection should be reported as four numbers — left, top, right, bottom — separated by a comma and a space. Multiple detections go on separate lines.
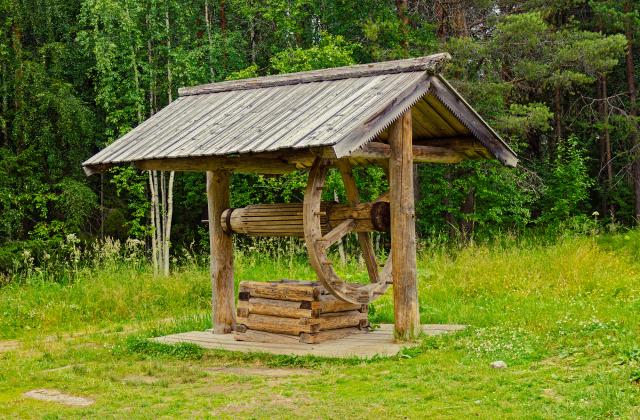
206, 170, 235, 333
389, 110, 420, 341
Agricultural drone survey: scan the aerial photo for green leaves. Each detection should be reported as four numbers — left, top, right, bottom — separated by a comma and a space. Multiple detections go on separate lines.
1, 0, 639, 253
55, 179, 98, 234
496, 103, 554, 140
270, 34, 357, 73
538, 136, 594, 225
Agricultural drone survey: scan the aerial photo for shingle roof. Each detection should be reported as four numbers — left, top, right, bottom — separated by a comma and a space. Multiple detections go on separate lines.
83, 53, 517, 174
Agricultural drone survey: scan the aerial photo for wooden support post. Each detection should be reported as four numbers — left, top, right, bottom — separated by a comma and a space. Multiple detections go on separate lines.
388, 111, 420, 341
207, 170, 235, 333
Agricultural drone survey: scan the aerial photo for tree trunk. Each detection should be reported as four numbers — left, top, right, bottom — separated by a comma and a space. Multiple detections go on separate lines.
598, 74, 614, 218
434, 0, 468, 40
149, 170, 161, 275
131, 44, 143, 123
149, 5, 176, 276
147, 12, 156, 116
163, 171, 174, 276
220, 0, 228, 71
124, 4, 143, 124
249, 13, 256, 65
395, 0, 409, 56
165, 8, 173, 103
553, 85, 562, 152
204, 0, 215, 80
1, 62, 7, 146
624, 1, 640, 223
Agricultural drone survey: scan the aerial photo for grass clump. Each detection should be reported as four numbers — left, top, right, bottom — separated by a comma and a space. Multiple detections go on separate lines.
122, 337, 204, 360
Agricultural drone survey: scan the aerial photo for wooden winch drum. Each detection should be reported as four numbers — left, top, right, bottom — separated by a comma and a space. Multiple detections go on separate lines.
220, 157, 394, 304
220, 201, 390, 237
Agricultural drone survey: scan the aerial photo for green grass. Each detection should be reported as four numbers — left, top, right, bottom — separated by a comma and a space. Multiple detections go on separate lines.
1, 232, 640, 417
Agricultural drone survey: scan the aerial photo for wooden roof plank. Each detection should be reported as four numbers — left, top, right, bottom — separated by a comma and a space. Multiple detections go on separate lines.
82, 54, 518, 174
414, 98, 461, 137
429, 76, 517, 167
179, 53, 451, 96
331, 73, 432, 158
299, 73, 423, 151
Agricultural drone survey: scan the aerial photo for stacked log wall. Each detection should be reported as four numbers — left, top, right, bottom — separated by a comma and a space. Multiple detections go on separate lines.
234, 280, 369, 344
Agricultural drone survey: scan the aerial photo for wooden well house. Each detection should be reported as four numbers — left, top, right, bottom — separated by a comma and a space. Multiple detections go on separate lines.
83, 53, 517, 343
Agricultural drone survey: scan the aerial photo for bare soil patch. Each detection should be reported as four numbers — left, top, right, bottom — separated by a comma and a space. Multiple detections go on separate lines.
206, 366, 316, 377
122, 375, 160, 385
41, 365, 75, 373
0, 340, 20, 353
23, 389, 94, 407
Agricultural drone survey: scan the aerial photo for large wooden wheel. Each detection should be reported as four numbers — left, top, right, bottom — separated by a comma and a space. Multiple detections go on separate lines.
303, 157, 392, 304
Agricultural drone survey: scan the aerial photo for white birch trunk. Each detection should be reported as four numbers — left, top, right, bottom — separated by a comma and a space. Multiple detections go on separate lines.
149, 170, 159, 276
152, 170, 164, 273
145, 7, 176, 277
163, 171, 174, 276
165, 8, 173, 102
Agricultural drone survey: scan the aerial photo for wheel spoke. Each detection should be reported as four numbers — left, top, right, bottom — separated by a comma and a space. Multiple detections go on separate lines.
304, 157, 391, 304
381, 250, 392, 284
336, 160, 380, 284
374, 190, 390, 203
320, 218, 355, 249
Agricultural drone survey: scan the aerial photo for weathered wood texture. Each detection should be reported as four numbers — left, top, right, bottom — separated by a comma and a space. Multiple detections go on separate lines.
132, 141, 473, 175
234, 328, 304, 344
332, 74, 432, 157
336, 160, 380, 284
221, 200, 390, 237
353, 142, 464, 163
235, 281, 369, 344
156, 324, 466, 358
239, 280, 321, 302
413, 137, 487, 157
299, 327, 364, 344
236, 314, 321, 335
134, 148, 321, 174
389, 111, 421, 341
303, 158, 392, 304
179, 54, 451, 96
238, 298, 317, 319
429, 76, 517, 167
84, 56, 518, 177
311, 294, 363, 313
207, 171, 235, 334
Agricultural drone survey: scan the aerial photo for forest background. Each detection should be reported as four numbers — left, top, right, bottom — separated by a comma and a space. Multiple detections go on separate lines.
1, 0, 639, 273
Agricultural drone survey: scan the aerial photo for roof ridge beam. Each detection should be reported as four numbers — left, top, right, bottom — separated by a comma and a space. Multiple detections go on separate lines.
179, 53, 451, 97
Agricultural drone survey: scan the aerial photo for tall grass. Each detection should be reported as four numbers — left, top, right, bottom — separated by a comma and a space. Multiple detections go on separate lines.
1, 230, 639, 342
2, 231, 640, 419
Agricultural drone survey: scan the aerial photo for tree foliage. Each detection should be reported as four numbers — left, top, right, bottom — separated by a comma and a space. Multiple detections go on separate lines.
0, 0, 639, 261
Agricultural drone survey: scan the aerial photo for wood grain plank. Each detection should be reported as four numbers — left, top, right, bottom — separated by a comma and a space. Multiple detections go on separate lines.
389, 111, 421, 341
179, 54, 451, 96
207, 171, 235, 334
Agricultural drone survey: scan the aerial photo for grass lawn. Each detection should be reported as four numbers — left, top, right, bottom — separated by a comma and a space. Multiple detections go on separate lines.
1, 233, 640, 418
